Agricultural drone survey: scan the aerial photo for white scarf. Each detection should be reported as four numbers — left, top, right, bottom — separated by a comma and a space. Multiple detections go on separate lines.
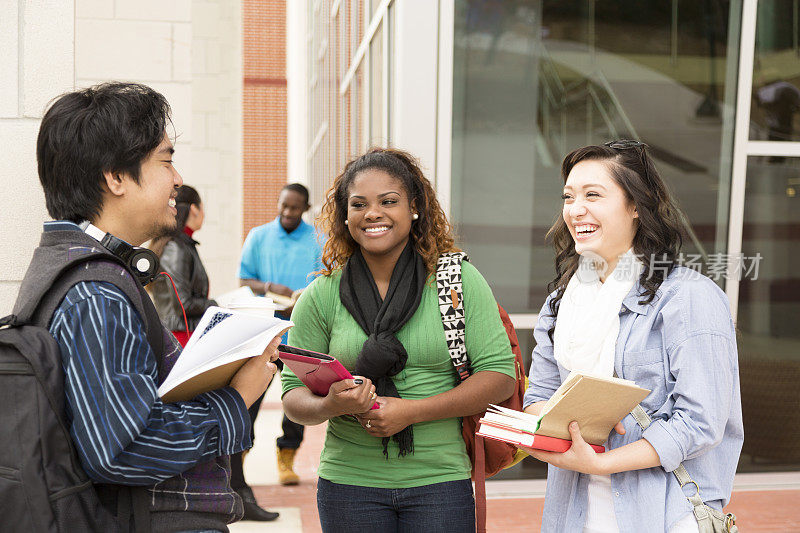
554, 249, 643, 377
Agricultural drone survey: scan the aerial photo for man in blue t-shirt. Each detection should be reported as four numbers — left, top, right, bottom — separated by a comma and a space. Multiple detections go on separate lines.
239, 183, 322, 306
235, 183, 322, 496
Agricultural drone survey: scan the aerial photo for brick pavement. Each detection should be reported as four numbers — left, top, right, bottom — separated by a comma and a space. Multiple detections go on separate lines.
234, 378, 800, 532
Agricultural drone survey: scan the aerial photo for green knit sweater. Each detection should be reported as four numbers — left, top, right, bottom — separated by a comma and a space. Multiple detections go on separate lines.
281, 261, 516, 488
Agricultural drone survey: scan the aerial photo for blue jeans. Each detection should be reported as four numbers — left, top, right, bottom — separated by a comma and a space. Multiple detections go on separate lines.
317, 477, 475, 533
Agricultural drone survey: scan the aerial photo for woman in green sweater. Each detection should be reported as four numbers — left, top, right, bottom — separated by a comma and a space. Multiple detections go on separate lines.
281, 148, 516, 532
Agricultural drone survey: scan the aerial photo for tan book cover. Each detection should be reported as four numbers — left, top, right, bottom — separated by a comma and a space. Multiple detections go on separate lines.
161, 359, 248, 403
536, 372, 651, 445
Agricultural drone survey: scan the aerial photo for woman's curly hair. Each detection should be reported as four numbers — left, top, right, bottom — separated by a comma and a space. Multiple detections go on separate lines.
318, 147, 458, 276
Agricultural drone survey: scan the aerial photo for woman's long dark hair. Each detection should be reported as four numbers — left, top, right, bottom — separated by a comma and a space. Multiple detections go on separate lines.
545, 143, 689, 341
149, 184, 201, 257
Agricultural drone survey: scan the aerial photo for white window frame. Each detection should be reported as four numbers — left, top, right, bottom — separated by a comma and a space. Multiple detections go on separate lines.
725, 0, 800, 322
299, 0, 393, 185
338, 0, 392, 96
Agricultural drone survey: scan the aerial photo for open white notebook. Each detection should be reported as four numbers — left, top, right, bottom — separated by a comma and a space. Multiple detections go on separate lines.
158, 306, 292, 402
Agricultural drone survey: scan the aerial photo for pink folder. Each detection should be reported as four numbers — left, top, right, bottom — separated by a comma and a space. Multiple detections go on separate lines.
278, 345, 379, 409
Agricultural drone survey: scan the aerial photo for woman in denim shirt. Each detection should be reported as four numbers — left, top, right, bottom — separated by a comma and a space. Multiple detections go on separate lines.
522, 142, 743, 533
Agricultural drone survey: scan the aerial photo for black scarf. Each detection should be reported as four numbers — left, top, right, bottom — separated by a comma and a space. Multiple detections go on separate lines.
339, 241, 427, 457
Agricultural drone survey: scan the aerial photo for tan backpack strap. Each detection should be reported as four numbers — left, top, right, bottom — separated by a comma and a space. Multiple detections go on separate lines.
474, 435, 487, 533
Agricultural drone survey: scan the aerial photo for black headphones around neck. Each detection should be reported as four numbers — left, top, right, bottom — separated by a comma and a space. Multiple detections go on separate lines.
83, 223, 160, 286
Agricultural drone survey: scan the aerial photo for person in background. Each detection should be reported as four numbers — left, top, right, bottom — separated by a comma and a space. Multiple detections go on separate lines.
521, 141, 743, 532
237, 183, 323, 489
240, 183, 322, 311
150, 184, 216, 347
281, 148, 516, 532
756, 77, 800, 142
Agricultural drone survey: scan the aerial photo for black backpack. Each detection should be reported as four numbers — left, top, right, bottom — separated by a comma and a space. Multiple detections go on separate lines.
0, 251, 164, 532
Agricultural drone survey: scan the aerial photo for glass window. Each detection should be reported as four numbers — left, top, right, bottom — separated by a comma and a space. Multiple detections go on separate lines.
386, 4, 394, 144
308, 0, 325, 205
750, 0, 800, 141
353, 0, 364, 51
341, 88, 352, 170
351, 1, 366, 156
452, 0, 740, 315
355, 62, 366, 154
737, 156, 800, 470
370, 0, 383, 20
369, 22, 384, 146
336, 4, 346, 174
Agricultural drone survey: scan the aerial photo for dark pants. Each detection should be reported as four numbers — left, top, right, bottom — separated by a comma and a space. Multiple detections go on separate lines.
272, 358, 304, 449
229, 363, 305, 491
241, 361, 306, 447
316, 477, 475, 533
276, 413, 304, 449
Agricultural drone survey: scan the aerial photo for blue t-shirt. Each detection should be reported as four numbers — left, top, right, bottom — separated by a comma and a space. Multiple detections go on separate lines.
238, 217, 323, 291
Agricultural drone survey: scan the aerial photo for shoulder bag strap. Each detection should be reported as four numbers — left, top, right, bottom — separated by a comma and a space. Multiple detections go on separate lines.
629, 405, 737, 532
630, 405, 706, 508
474, 434, 487, 533
436, 252, 471, 382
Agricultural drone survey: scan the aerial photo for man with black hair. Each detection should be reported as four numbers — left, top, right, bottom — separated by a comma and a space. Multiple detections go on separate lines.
18, 82, 278, 532
239, 183, 320, 307
237, 183, 322, 494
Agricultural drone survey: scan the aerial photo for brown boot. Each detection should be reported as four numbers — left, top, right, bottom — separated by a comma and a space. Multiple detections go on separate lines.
276, 447, 300, 485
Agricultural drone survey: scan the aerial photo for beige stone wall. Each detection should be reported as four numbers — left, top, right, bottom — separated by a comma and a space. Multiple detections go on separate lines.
188, 0, 244, 298
0, 0, 75, 315
0, 0, 244, 314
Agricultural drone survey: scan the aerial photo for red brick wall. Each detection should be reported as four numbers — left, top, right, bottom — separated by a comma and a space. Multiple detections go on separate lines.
242, 0, 287, 239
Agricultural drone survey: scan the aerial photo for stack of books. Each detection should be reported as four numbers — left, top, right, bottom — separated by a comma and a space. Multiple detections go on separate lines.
477, 372, 650, 452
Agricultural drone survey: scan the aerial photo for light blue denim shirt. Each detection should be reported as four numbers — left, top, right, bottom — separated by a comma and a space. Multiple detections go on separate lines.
524, 267, 743, 533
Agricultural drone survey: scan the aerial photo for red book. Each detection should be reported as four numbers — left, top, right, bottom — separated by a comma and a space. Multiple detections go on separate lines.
278, 344, 379, 409
477, 419, 606, 453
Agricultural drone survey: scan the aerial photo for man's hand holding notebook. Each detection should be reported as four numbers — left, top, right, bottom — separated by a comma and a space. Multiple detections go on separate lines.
158, 306, 293, 402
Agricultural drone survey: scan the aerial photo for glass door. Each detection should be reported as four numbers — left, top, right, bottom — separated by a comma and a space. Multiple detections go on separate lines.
449, 0, 744, 480
451, 0, 742, 317
730, 0, 800, 471
446, 0, 800, 477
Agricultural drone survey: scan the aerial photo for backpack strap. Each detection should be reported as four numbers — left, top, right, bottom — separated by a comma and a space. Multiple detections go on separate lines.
33, 258, 166, 381
94, 483, 152, 533
436, 252, 471, 382
14, 249, 163, 370
14, 251, 112, 324
17, 248, 166, 381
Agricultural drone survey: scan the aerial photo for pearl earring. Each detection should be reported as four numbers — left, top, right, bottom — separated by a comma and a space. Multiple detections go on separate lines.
344, 220, 349, 225
412, 213, 419, 220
